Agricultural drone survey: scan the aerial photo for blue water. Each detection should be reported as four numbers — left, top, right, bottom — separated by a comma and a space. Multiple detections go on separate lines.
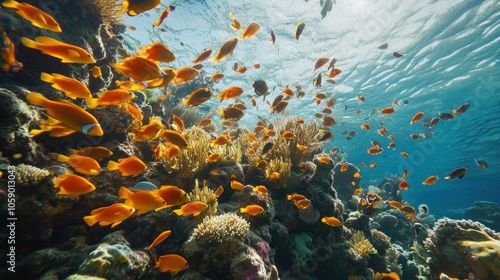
124, 0, 500, 218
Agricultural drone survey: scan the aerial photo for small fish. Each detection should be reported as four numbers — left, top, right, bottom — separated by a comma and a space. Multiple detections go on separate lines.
444, 167, 467, 180
422, 176, 438, 185
140, 41, 175, 63
83, 203, 135, 228
215, 186, 224, 197
183, 88, 213, 107
287, 193, 306, 202
148, 230, 171, 250
269, 30, 276, 45
52, 153, 101, 175
474, 159, 488, 169
119, 0, 161, 16
3, 0, 62, 32
107, 156, 147, 177
253, 185, 268, 195
119, 186, 165, 215
209, 37, 238, 63
130, 181, 158, 191
26, 92, 103, 136
326, 68, 341, 78
379, 107, 395, 114
155, 254, 188, 275
320, 0, 334, 18
54, 173, 96, 197
261, 142, 274, 155
393, 52, 403, 58
400, 205, 416, 215
294, 199, 311, 209
439, 112, 454, 120
207, 153, 220, 163
210, 72, 225, 81
86, 89, 135, 108
252, 80, 269, 101
400, 152, 408, 158
127, 25, 136, 31
360, 123, 371, 130
373, 272, 400, 280
191, 49, 212, 64
161, 130, 189, 148
91, 66, 102, 78
322, 116, 336, 127
131, 118, 165, 142
240, 204, 264, 216
229, 12, 241, 30
173, 66, 199, 84
211, 134, 231, 146
173, 201, 208, 216
399, 181, 409, 190
378, 43, 388, 49
318, 131, 333, 142
452, 103, 470, 115
218, 106, 244, 121
314, 57, 329, 71
410, 112, 424, 124
410, 134, 420, 140
353, 188, 363, 195
0, 31, 23, 73
241, 22, 260, 39
230, 180, 245, 190
21, 36, 96, 64
313, 72, 322, 88
68, 146, 112, 160
217, 86, 244, 101
269, 172, 280, 180
321, 216, 341, 226
111, 56, 168, 81
281, 131, 295, 139
295, 22, 306, 41
388, 201, 403, 210
360, 193, 383, 207
152, 5, 175, 27
153, 185, 189, 208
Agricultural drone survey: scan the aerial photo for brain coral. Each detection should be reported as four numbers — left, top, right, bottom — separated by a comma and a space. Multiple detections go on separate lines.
189, 213, 250, 245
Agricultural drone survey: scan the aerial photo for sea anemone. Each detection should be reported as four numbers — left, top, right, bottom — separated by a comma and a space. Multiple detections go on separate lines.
349, 230, 377, 257
189, 213, 250, 245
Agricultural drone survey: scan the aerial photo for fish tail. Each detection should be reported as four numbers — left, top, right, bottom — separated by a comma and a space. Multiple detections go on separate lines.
239, 207, 246, 213
85, 98, 100, 108
107, 160, 120, 171
57, 154, 69, 163
118, 186, 131, 199
40, 72, 54, 83
118, 0, 129, 14
20, 37, 40, 50
218, 108, 224, 116
26, 92, 48, 107
83, 215, 98, 226
1, 0, 19, 9
444, 176, 450, 180
173, 209, 183, 216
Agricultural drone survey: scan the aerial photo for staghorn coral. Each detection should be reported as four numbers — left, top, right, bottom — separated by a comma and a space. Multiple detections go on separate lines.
91, 0, 124, 25
423, 218, 500, 279
349, 230, 377, 257
273, 117, 321, 166
189, 179, 218, 220
189, 213, 250, 246
161, 127, 211, 178
15, 164, 51, 186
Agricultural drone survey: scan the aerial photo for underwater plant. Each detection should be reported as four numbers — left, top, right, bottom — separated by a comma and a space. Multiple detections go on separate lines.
349, 230, 377, 257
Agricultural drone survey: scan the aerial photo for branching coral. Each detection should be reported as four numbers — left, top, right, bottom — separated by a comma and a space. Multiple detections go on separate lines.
266, 157, 291, 188
189, 179, 218, 220
349, 230, 377, 257
189, 213, 250, 246
91, 0, 124, 25
210, 141, 242, 163
161, 127, 211, 178
15, 164, 51, 186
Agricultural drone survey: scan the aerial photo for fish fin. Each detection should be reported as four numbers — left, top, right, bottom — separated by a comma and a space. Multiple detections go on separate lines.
173, 209, 183, 216
85, 98, 99, 108
444, 176, 450, 180
155, 205, 174, 212
20, 37, 40, 50
107, 160, 120, 171
136, 209, 149, 216
99, 220, 114, 227
26, 91, 48, 107
83, 215, 98, 226
1, 0, 19, 9
239, 208, 246, 213
169, 270, 180, 276
40, 72, 54, 83
56, 154, 69, 162
458, 174, 465, 179
29, 129, 44, 136
118, 186, 131, 199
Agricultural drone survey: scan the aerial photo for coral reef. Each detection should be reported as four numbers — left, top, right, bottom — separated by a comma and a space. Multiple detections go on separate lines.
349, 230, 377, 257
14, 163, 51, 186
447, 201, 500, 231
189, 179, 218, 220
424, 218, 500, 279
189, 213, 250, 245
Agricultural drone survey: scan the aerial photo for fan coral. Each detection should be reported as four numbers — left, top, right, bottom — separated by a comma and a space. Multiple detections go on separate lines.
423, 218, 500, 279
161, 127, 211, 178
15, 164, 51, 186
349, 230, 377, 257
189, 213, 250, 246
189, 179, 218, 220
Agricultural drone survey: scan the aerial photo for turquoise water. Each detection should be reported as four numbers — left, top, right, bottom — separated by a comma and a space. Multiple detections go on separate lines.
125, 0, 500, 218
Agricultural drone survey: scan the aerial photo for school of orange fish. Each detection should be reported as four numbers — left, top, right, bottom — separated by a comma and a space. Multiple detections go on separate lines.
1, 0, 488, 278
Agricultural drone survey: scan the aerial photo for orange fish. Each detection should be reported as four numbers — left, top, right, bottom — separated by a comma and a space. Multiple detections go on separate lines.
83, 203, 135, 228
356, 96, 365, 102
118, 186, 165, 215
360, 193, 383, 207
91, 66, 102, 78
207, 153, 220, 163
369, 161, 377, 168
52, 153, 101, 176
127, 25, 136, 31
26, 92, 103, 136
322, 116, 336, 127
173, 66, 199, 84
373, 272, 400, 280
87, 89, 135, 108
340, 163, 348, 172
296, 144, 308, 151
287, 193, 306, 202
405, 214, 416, 219
29, 117, 77, 137
140, 41, 175, 63
155, 254, 188, 275
353, 172, 361, 178
197, 118, 212, 127
68, 146, 113, 160
318, 156, 331, 164
269, 172, 280, 180
230, 180, 245, 190
360, 123, 371, 130
210, 72, 224, 81
191, 49, 212, 64
281, 131, 295, 139
152, 5, 175, 27
153, 185, 189, 209
148, 230, 171, 250
422, 176, 438, 185
326, 68, 341, 78
211, 134, 231, 146
183, 88, 213, 107
353, 188, 363, 195
209, 37, 238, 63
173, 201, 208, 216
410, 134, 420, 140
387, 142, 396, 149
410, 112, 424, 124
0, 31, 23, 73
160, 130, 189, 148
400, 152, 408, 158
111, 56, 173, 82
131, 118, 165, 142
216, 86, 244, 101
241, 22, 260, 39
119, 0, 161, 16
3, 0, 62, 32
388, 201, 403, 209
40, 72, 92, 99
229, 12, 241, 30
388, 135, 396, 141
107, 156, 147, 177
218, 106, 244, 121
400, 205, 416, 215
321, 216, 342, 226
402, 169, 408, 179
21, 36, 95, 63
215, 185, 224, 197
399, 181, 409, 190
240, 204, 264, 216
377, 127, 388, 136
253, 63, 260, 69
379, 107, 395, 114
54, 173, 96, 197
294, 199, 311, 209
253, 185, 268, 195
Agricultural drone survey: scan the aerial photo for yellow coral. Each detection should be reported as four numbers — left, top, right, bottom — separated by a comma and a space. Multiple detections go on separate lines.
189, 179, 218, 220
91, 0, 124, 25
349, 230, 377, 257
15, 164, 51, 186
266, 157, 291, 188
189, 213, 250, 245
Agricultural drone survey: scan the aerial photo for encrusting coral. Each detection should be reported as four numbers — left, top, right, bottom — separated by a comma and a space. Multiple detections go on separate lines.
189, 213, 250, 245
349, 230, 377, 257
